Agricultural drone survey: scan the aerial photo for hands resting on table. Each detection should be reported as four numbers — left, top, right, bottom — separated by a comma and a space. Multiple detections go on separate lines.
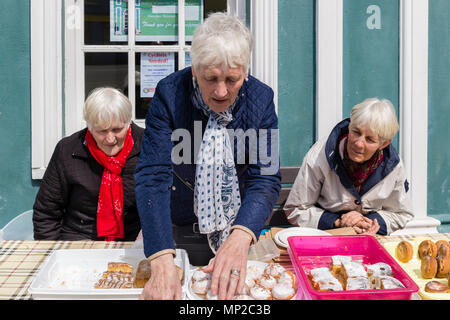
334, 211, 380, 235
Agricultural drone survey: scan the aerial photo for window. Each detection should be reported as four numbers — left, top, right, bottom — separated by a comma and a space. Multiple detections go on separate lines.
32, 0, 276, 179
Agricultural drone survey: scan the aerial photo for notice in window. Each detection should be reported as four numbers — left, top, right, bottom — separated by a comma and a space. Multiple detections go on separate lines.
110, 0, 203, 42
140, 52, 175, 98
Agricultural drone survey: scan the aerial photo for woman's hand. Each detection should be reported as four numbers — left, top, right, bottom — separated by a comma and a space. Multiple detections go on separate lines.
356, 218, 380, 235
139, 253, 182, 300
202, 229, 252, 300
339, 211, 372, 230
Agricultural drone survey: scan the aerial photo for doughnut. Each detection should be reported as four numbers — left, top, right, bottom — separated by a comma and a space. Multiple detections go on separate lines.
421, 255, 438, 279
192, 268, 210, 282
424, 280, 449, 293
395, 241, 414, 263
436, 240, 450, 259
258, 274, 277, 290
246, 265, 264, 280
436, 255, 450, 278
278, 270, 296, 288
418, 240, 437, 259
264, 263, 285, 278
249, 284, 272, 300
191, 278, 210, 295
272, 281, 296, 300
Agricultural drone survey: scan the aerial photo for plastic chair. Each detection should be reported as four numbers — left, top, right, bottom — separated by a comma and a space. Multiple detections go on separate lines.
0, 210, 34, 240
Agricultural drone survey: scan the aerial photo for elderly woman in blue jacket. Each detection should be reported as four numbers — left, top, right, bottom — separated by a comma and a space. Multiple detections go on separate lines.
135, 13, 281, 300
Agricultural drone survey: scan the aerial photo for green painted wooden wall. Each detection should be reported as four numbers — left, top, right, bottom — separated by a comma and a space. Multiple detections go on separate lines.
278, 0, 316, 166
428, 0, 450, 233
0, 0, 40, 228
343, 0, 399, 150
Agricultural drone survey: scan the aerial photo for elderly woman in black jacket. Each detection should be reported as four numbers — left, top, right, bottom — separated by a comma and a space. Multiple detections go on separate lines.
33, 87, 143, 241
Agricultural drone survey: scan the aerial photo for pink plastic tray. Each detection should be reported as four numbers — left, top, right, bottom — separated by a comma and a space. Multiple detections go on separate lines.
287, 235, 419, 300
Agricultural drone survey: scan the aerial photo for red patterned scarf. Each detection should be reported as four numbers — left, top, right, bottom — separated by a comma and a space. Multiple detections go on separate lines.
85, 127, 134, 241
341, 134, 383, 193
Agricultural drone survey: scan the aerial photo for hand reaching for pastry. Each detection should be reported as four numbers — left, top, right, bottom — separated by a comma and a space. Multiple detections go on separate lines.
139, 253, 182, 300
202, 229, 252, 300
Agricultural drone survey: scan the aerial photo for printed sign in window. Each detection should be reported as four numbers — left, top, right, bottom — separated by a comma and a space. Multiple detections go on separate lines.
140, 52, 175, 98
110, 0, 203, 42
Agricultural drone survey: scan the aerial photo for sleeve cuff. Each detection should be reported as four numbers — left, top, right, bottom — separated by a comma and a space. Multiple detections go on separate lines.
230, 225, 257, 244
365, 211, 388, 235
318, 211, 341, 230
146, 249, 177, 262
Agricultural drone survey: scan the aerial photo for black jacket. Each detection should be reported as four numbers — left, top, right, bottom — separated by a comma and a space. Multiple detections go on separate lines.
33, 122, 144, 241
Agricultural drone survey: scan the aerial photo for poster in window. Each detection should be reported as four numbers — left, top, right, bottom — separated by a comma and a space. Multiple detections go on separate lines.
110, 0, 204, 42
140, 52, 175, 98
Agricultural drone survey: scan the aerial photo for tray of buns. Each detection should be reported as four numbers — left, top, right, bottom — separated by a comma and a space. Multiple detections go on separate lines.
287, 235, 419, 300
186, 261, 299, 300
28, 248, 189, 299
381, 236, 450, 300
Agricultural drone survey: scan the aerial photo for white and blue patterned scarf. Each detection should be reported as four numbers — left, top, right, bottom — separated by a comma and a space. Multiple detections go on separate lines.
191, 80, 241, 253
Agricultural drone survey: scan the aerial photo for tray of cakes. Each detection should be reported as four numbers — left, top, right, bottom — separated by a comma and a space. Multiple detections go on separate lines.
28, 248, 189, 300
287, 235, 419, 300
186, 261, 298, 300
381, 236, 450, 300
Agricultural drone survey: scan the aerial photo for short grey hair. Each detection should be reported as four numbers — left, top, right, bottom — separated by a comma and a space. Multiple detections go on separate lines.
83, 87, 132, 130
349, 98, 400, 143
190, 12, 253, 72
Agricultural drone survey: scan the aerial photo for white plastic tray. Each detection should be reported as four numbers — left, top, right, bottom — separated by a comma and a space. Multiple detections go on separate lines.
28, 248, 190, 300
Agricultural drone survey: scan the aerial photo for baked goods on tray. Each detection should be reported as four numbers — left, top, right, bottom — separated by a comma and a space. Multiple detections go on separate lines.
395, 241, 414, 263
307, 256, 404, 291
189, 262, 297, 300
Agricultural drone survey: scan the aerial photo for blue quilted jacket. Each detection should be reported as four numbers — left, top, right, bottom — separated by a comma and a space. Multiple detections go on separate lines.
135, 67, 281, 258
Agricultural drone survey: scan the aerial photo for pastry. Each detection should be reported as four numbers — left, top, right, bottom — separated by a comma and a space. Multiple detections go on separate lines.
366, 262, 393, 278
345, 276, 371, 291
246, 265, 264, 280
258, 274, 277, 290
192, 278, 210, 295
192, 268, 210, 282
436, 240, 450, 259
278, 270, 296, 288
94, 278, 133, 289
341, 261, 367, 279
249, 284, 272, 300
424, 280, 449, 293
272, 281, 296, 300
379, 276, 405, 289
309, 267, 343, 291
133, 259, 183, 288
395, 241, 413, 263
264, 263, 285, 278
329, 255, 352, 276
421, 255, 438, 279
436, 255, 450, 278
418, 240, 437, 259
107, 262, 133, 274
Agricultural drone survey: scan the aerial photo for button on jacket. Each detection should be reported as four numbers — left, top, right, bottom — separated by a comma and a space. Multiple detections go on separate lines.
284, 119, 413, 235
33, 122, 144, 240
134, 67, 281, 259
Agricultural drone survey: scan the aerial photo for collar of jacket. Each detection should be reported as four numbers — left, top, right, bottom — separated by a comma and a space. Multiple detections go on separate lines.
71, 121, 142, 160
324, 118, 400, 198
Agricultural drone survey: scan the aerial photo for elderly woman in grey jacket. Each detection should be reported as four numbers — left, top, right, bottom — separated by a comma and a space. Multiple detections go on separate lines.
284, 98, 413, 235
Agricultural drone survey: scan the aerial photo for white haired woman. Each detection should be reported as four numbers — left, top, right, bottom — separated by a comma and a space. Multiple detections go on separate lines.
135, 12, 281, 300
33, 87, 144, 241
284, 98, 413, 235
